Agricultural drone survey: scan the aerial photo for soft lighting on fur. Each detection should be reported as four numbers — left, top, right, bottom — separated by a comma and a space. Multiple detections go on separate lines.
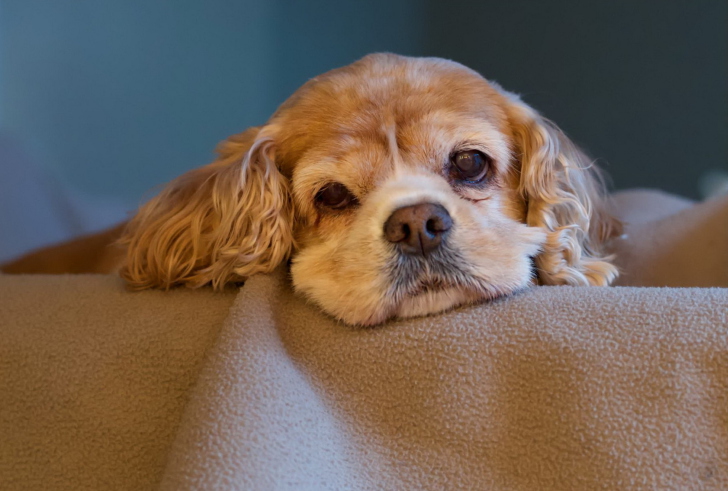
119, 54, 620, 325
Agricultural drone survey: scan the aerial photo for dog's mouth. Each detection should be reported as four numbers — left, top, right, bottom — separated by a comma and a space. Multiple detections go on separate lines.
406, 277, 456, 297
392, 275, 490, 321
381, 245, 518, 321
387, 247, 472, 298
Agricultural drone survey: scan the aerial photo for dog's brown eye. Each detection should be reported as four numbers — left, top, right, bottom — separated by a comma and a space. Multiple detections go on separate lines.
450, 150, 491, 182
315, 182, 358, 210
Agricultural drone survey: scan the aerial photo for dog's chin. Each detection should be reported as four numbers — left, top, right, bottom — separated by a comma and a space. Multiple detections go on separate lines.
295, 272, 526, 327
292, 244, 538, 327
393, 284, 487, 321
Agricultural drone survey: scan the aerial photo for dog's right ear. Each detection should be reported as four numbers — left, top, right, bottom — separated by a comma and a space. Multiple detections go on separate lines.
119, 126, 294, 290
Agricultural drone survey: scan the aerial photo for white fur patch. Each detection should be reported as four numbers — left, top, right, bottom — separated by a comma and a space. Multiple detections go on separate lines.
291, 170, 546, 326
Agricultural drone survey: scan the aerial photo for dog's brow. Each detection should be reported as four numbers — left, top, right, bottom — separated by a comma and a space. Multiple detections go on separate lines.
383, 120, 403, 170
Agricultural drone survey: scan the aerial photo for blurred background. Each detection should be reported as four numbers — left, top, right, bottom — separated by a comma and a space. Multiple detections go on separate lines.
1, 0, 726, 262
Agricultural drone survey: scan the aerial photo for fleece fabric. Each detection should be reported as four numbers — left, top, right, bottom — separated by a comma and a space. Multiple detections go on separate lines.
0, 276, 236, 490
0, 190, 726, 490
610, 192, 728, 287
158, 271, 728, 490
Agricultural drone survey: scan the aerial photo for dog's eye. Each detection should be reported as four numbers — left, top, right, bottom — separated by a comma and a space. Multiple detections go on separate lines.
450, 150, 491, 182
315, 182, 358, 210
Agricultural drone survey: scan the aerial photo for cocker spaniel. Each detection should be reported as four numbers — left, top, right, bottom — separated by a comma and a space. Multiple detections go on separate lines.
5, 54, 620, 325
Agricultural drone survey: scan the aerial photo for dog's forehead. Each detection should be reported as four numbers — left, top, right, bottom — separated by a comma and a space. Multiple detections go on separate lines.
273, 54, 509, 178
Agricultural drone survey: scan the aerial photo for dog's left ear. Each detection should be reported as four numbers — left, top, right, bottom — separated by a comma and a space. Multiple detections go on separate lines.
502, 91, 620, 286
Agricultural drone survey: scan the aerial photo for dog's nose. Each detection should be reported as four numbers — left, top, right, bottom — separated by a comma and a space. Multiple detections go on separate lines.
383, 203, 453, 255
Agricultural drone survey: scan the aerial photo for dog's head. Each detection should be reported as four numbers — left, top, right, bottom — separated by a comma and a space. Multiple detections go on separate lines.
120, 54, 619, 325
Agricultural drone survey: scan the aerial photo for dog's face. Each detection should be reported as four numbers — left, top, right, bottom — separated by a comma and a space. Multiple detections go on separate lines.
120, 54, 619, 325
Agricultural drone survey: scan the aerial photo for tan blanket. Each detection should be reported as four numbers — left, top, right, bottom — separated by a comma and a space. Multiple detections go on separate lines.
0, 276, 237, 490
159, 271, 728, 490
609, 191, 728, 287
1, 191, 727, 490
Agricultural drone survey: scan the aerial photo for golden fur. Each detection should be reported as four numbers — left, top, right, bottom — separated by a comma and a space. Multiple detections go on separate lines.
4, 54, 620, 325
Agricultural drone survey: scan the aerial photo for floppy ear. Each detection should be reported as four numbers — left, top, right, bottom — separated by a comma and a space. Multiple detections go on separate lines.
503, 92, 620, 286
119, 126, 294, 290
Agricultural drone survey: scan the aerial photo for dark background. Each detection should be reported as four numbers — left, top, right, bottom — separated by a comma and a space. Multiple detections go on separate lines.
1, 0, 726, 259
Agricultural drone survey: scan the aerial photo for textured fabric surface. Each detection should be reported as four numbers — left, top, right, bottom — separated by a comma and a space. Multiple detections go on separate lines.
0, 276, 236, 490
609, 190, 728, 287
160, 270, 728, 490
1, 190, 727, 490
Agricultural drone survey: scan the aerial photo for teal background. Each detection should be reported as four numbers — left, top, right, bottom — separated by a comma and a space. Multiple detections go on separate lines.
0, 1, 725, 258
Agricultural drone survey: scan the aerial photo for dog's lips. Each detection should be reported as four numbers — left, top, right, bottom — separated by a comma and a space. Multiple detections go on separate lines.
406, 277, 456, 297
392, 277, 493, 322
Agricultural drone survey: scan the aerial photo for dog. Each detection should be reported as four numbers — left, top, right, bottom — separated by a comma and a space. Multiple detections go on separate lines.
3, 54, 620, 325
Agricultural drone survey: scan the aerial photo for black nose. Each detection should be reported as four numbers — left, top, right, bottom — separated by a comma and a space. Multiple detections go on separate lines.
383, 203, 453, 255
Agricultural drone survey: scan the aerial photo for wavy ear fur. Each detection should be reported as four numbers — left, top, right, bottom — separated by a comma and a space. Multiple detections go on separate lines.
119, 126, 294, 290
502, 92, 620, 286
